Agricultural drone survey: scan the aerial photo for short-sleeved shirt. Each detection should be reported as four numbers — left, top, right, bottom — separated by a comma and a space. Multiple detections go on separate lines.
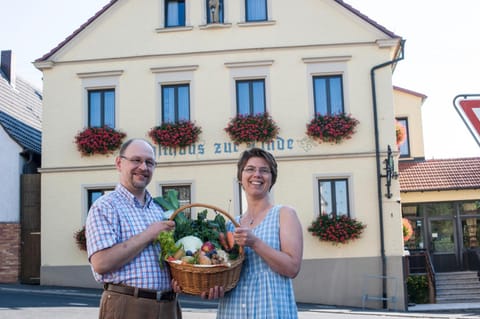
86, 184, 171, 291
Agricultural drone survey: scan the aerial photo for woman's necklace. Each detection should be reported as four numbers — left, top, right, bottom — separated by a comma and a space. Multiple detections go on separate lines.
245, 206, 271, 226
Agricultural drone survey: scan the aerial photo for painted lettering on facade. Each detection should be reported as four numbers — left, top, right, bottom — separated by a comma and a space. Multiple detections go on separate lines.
156, 136, 312, 158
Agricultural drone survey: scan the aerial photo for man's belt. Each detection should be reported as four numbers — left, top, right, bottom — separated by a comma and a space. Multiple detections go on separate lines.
104, 283, 176, 301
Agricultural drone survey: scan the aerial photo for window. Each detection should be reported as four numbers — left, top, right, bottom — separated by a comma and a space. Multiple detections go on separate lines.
87, 189, 114, 210
88, 89, 115, 127
162, 84, 190, 123
313, 75, 344, 115
161, 184, 191, 216
206, 0, 223, 23
245, 0, 267, 22
165, 0, 185, 27
318, 179, 350, 218
236, 79, 265, 115
396, 118, 410, 157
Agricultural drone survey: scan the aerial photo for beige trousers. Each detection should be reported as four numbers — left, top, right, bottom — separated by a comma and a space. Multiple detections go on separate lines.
98, 290, 182, 319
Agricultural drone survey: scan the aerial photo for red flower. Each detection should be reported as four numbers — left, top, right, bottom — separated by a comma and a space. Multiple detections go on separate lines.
306, 113, 359, 144
308, 214, 366, 245
224, 112, 279, 144
148, 120, 202, 148
74, 126, 126, 156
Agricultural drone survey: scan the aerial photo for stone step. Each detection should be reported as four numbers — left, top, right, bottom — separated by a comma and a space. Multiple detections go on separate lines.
437, 282, 480, 289
436, 271, 479, 280
434, 271, 480, 304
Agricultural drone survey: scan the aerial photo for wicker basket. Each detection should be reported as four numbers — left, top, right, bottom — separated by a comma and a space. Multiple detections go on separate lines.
167, 203, 244, 295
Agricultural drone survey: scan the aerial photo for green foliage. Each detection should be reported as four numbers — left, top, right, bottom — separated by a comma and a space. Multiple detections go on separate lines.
153, 189, 180, 211
155, 230, 181, 269
407, 275, 429, 304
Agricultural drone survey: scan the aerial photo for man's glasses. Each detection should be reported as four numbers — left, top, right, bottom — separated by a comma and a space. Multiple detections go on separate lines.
242, 166, 271, 175
120, 156, 156, 169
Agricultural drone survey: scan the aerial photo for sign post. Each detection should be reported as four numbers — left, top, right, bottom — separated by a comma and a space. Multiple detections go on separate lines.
453, 94, 480, 147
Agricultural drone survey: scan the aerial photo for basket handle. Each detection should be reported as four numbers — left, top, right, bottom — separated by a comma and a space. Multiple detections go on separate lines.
169, 203, 240, 228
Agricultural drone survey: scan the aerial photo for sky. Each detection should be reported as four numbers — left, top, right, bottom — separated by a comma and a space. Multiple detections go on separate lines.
2, 0, 479, 159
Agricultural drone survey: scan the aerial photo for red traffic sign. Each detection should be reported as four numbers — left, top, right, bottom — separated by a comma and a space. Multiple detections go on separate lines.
453, 94, 480, 147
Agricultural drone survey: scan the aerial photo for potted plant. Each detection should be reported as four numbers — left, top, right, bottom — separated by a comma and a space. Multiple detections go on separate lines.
74, 126, 126, 156
74, 225, 87, 251
148, 120, 202, 148
306, 113, 359, 144
224, 112, 279, 144
402, 218, 413, 242
308, 214, 366, 245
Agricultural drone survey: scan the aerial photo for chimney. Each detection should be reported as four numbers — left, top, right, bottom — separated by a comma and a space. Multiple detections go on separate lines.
1, 50, 16, 87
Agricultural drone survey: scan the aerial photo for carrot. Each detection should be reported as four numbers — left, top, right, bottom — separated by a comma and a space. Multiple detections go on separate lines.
219, 232, 229, 251
226, 231, 235, 250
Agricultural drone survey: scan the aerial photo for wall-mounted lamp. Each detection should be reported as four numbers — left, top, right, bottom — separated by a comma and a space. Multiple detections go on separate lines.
381, 145, 398, 198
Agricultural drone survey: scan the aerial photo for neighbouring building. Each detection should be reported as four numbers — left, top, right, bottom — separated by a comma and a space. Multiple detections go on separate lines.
0, 50, 42, 284
35, 0, 409, 309
394, 85, 480, 303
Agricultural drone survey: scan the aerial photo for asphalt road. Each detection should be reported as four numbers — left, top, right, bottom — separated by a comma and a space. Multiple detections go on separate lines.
1, 284, 480, 319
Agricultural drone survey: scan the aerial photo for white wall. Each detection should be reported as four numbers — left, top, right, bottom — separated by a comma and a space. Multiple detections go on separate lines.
0, 125, 22, 222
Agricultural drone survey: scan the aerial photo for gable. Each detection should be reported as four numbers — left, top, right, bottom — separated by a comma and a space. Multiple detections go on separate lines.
36, 0, 400, 64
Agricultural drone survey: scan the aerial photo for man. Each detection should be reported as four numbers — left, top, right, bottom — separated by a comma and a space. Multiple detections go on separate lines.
86, 138, 181, 319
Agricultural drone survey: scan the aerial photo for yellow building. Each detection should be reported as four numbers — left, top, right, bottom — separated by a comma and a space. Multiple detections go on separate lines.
35, 0, 408, 310
394, 87, 480, 303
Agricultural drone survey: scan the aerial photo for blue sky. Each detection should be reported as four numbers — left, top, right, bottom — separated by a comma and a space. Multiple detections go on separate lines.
2, 0, 479, 158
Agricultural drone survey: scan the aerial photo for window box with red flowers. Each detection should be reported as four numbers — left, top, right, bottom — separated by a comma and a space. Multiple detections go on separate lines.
148, 120, 202, 148
74, 126, 126, 156
224, 112, 279, 144
306, 113, 359, 144
308, 214, 366, 245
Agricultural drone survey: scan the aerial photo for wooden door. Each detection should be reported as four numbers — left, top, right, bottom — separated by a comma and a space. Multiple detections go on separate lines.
20, 174, 41, 284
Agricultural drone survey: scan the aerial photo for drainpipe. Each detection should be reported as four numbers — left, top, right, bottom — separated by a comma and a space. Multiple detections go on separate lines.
370, 39, 405, 308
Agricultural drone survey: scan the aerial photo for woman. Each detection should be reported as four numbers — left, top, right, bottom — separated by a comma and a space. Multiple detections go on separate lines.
217, 147, 303, 318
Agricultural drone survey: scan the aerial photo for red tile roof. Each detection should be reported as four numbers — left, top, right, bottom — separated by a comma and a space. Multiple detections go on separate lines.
399, 157, 480, 192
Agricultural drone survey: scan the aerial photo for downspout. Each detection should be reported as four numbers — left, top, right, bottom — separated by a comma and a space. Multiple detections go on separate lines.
370, 39, 405, 309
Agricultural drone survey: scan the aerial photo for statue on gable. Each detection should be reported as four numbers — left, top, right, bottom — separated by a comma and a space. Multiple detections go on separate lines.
209, 0, 220, 23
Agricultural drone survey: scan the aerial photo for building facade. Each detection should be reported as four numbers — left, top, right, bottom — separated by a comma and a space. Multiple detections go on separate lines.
0, 50, 42, 283
35, 0, 406, 309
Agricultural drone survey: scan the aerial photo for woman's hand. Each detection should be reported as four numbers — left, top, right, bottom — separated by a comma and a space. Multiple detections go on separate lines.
234, 227, 257, 247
